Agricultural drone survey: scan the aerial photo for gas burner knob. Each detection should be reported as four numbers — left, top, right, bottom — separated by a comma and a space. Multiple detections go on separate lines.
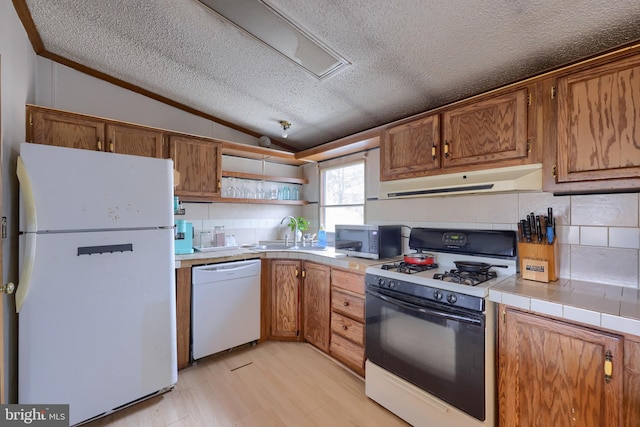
447, 293, 458, 304
434, 290, 444, 300
378, 278, 386, 287
388, 280, 396, 289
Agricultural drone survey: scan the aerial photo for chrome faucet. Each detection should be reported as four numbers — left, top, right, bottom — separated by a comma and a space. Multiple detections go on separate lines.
280, 216, 299, 247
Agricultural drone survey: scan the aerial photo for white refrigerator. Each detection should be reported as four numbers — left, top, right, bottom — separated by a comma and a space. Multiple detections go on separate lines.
17, 143, 177, 426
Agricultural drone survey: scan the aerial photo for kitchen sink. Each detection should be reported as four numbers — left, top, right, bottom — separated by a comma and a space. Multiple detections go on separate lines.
255, 241, 328, 251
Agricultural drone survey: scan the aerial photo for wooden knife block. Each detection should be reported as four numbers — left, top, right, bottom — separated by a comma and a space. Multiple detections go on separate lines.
518, 239, 558, 282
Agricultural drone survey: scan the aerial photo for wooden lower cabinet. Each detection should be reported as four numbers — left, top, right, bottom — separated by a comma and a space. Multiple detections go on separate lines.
330, 268, 366, 376
175, 267, 192, 370
267, 260, 367, 376
270, 259, 302, 339
498, 305, 631, 427
302, 262, 331, 352
624, 338, 640, 426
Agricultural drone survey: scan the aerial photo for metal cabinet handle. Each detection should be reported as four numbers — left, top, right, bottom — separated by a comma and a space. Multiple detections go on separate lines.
343, 301, 349, 307
97, 140, 102, 151
109, 140, 114, 152
444, 140, 450, 158
295, 268, 299, 278
431, 143, 437, 160
342, 325, 348, 330
604, 350, 613, 383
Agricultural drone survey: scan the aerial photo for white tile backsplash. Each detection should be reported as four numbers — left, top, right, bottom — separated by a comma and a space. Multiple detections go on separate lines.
609, 227, 640, 249
558, 225, 579, 245
518, 193, 570, 225
580, 226, 608, 246
571, 193, 638, 226
476, 193, 519, 223
570, 246, 638, 287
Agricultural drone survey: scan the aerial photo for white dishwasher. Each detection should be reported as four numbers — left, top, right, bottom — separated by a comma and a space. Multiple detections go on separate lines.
192, 259, 261, 360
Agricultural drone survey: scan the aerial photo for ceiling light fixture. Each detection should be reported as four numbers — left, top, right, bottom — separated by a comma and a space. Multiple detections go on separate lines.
279, 120, 291, 138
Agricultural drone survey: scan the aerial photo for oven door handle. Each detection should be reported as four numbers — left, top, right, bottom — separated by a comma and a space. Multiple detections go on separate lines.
367, 289, 483, 326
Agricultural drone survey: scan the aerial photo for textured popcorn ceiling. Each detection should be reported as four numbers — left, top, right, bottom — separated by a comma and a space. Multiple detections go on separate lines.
23, 0, 640, 150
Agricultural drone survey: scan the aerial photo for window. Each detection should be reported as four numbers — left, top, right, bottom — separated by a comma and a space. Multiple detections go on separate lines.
320, 161, 365, 232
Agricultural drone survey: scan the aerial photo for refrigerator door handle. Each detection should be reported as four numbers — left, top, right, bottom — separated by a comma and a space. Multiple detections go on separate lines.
16, 232, 36, 312
16, 155, 40, 312
17, 156, 37, 233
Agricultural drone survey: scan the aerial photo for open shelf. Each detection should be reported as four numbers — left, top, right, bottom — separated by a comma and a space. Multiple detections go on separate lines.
222, 170, 308, 185
215, 197, 308, 205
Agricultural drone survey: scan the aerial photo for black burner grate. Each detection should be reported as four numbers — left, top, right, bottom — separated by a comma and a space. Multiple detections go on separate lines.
381, 262, 439, 274
433, 269, 497, 286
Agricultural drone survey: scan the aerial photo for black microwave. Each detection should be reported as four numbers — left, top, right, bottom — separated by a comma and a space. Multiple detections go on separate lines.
334, 224, 403, 260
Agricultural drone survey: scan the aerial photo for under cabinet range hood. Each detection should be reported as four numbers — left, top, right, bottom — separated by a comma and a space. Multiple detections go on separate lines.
378, 163, 543, 199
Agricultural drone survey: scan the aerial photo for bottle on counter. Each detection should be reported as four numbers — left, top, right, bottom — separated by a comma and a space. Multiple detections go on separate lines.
317, 224, 327, 248
214, 226, 225, 247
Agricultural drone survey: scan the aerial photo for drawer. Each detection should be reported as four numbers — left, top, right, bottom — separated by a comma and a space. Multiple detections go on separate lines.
331, 268, 365, 295
331, 289, 365, 322
331, 312, 364, 345
330, 332, 365, 373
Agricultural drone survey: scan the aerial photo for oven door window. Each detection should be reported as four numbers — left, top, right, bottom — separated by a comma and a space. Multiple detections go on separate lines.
366, 288, 486, 421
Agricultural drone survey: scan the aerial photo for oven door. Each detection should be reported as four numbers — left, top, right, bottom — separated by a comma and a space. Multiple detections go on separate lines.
365, 286, 486, 421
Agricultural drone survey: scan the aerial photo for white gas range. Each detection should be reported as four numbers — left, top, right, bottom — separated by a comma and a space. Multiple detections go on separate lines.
364, 227, 517, 427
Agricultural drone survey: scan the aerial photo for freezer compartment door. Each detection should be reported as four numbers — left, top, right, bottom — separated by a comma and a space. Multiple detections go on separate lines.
18, 228, 176, 426
18, 143, 173, 232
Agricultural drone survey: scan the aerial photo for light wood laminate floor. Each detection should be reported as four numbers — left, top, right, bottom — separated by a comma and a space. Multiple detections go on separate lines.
85, 341, 409, 426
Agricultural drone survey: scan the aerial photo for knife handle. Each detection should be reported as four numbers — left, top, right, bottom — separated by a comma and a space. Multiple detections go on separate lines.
522, 220, 532, 242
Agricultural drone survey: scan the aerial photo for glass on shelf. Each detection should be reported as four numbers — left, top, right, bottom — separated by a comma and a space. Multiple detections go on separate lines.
256, 181, 265, 199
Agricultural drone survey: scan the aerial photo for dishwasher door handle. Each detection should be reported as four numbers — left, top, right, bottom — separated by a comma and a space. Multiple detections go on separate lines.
202, 263, 254, 273
192, 260, 261, 284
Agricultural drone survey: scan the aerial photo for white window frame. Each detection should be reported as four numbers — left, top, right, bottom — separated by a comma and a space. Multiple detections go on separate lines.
319, 159, 366, 232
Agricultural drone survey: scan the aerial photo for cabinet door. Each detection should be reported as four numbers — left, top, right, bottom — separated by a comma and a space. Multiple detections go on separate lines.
175, 267, 191, 370
270, 260, 301, 338
106, 123, 165, 158
499, 307, 623, 427
624, 338, 640, 427
380, 114, 440, 181
442, 88, 528, 168
302, 262, 331, 352
30, 108, 105, 151
170, 135, 221, 200
556, 54, 640, 184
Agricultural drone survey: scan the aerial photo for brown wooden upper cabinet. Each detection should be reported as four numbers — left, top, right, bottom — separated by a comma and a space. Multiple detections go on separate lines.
170, 135, 222, 200
550, 53, 640, 192
380, 114, 440, 181
442, 88, 529, 168
380, 88, 531, 181
28, 105, 165, 158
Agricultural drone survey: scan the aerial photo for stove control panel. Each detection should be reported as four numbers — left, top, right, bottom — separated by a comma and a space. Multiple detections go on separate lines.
366, 273, 485, 312
442, 231, 467, 247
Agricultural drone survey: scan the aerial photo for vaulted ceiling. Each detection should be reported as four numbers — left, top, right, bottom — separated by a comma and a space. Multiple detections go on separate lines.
16, 0, 640, 151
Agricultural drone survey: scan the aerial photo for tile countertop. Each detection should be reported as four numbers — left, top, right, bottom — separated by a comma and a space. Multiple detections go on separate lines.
175, 246, 389, 272
489, 276, 640, 338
